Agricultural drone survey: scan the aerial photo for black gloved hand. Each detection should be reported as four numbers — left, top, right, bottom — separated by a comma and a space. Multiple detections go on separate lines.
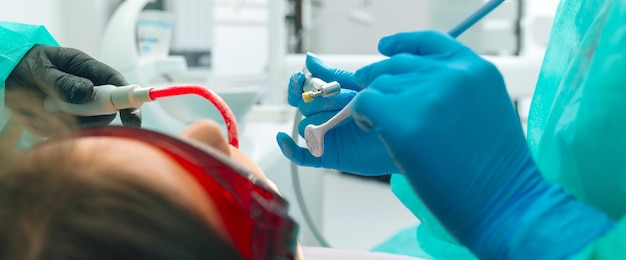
5, 44, 141, 131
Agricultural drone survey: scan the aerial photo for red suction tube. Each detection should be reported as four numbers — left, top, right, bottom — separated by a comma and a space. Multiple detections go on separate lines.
148, 85, 239, 148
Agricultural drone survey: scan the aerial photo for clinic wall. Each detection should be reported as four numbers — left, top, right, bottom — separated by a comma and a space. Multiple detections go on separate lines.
0, 0, 64, 40
306, 0, 430, 55
59, 0, 119, 58
0, 0, 119, 58
306, 0, 524, 55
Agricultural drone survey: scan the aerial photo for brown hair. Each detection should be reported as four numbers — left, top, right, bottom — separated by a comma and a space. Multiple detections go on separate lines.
0, 92, 243, 259
0, 139, 243, 260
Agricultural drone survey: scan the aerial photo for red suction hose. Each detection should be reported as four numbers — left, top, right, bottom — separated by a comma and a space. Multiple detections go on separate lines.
149, 85, 239, 148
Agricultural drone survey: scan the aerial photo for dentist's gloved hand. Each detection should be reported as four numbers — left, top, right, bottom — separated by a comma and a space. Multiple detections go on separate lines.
352, 30, 615, 259
276, 53, 399, 175
5, 44, 141, 132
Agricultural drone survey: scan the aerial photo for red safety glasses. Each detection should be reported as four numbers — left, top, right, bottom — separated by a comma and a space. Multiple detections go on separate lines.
40, 126, 298, 260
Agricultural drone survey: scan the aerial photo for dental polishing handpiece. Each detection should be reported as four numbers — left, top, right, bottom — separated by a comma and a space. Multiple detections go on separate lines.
301, 67, 341, 103
44, 84, 152, 116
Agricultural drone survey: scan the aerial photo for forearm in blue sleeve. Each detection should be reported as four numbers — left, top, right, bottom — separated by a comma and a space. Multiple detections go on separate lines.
572, 216, 626, 259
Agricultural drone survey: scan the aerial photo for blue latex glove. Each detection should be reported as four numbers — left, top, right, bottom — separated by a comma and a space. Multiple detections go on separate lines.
276, 53, 399, 175
351, 30, 615, 259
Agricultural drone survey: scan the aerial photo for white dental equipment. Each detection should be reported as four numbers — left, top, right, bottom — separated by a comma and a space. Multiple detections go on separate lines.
301, 67, 341, 103
304, 98, 355, 157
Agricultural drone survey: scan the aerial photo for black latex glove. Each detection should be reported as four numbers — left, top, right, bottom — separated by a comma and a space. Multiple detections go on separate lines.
5, 44, 141, 131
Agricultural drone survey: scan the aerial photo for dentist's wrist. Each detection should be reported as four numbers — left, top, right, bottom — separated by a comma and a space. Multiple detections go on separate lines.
469, 175, 615, 259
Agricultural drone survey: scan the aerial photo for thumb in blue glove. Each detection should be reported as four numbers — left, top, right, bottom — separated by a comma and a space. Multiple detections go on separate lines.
276, 53, 399, 175
351, 30, 614, 259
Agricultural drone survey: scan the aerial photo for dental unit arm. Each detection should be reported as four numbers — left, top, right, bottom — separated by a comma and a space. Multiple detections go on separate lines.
44, 84, 240, 148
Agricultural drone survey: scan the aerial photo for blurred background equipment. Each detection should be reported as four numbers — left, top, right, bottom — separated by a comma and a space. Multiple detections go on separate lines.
0, 0, 558, 252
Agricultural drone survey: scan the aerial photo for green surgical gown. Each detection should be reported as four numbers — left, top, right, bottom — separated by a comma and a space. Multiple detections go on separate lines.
376, 0, 626, 258
529, 0, 626, 258
0, 21, 58, 144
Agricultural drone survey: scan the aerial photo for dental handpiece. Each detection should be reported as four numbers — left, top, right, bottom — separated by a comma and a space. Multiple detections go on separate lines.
301, 67, 341, 103
44, 84, 152, 116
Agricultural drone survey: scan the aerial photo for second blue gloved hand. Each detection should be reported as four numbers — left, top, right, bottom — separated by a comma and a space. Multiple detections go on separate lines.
276, 53, 399, 175
351, 30, 615, 259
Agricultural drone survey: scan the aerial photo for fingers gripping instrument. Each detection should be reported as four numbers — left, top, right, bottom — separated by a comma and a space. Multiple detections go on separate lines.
302, 0, 505, 157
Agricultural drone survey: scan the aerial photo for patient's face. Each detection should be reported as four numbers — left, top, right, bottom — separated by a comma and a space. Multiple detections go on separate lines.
67, 119, 267, 243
